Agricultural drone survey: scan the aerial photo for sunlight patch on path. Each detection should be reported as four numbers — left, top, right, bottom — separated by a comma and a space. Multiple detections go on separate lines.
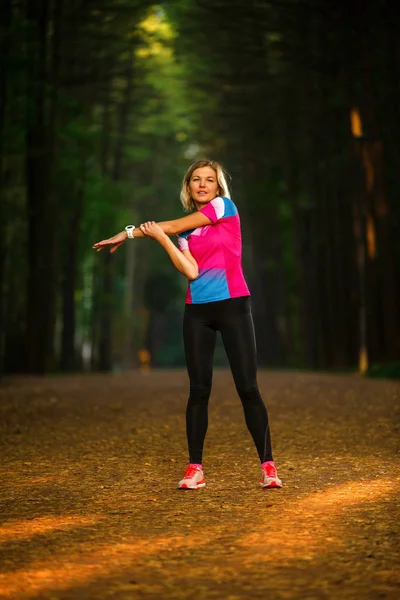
0, 515, 101, 544
237, 478, 398, 562
0, 480, 398, 598
0, 534, 214, 598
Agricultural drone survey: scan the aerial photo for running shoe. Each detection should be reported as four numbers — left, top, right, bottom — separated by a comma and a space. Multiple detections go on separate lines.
178, 465, 206, 490
260, 464, 282, 489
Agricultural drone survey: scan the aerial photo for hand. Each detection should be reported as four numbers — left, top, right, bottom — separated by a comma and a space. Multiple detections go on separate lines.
139, 221, 166, 242
92, 230, 127, 253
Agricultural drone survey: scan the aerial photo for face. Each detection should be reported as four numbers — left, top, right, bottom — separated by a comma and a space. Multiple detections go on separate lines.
189, 167, 219, 207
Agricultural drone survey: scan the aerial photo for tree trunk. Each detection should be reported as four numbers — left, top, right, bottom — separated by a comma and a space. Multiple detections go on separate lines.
25, 0, 58, 373
0, 0, 12, 377
60, 177, 85, 371
97, 45, 135, 371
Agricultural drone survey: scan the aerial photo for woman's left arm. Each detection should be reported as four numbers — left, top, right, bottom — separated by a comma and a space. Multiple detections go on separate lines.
93, 210, 212, 253
141, 222, 199, 280
154, 211, 212, 235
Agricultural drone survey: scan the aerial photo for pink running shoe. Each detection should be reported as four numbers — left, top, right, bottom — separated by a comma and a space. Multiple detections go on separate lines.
178, 465, 206, 490
260, 464, 282, 489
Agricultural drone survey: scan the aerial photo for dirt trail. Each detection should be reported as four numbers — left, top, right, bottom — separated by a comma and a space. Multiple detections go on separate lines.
0, 369, 399, 600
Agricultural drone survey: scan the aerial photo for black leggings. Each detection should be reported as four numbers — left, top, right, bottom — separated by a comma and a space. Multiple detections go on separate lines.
183, 296, 273, 464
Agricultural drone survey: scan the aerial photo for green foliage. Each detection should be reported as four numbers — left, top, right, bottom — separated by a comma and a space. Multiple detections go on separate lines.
2, 0, 399, 374
366, 363, 400, 380
145, 271, 181, 312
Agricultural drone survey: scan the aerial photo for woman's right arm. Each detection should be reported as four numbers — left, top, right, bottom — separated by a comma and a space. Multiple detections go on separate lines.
156, 236, 199, 281
140, 222, 198, 280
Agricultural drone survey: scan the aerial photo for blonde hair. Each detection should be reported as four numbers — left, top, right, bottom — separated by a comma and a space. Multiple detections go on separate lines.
180, 160, 231, 212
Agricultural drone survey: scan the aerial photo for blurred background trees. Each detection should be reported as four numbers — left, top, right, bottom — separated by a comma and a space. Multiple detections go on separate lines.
1, 0, 399, 376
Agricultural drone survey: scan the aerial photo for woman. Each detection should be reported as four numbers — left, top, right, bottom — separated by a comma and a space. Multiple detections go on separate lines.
93, 160, 282, 490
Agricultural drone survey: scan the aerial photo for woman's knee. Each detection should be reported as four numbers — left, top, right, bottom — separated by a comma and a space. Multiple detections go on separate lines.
188, 382, 212, 405
236, 384, 263, 406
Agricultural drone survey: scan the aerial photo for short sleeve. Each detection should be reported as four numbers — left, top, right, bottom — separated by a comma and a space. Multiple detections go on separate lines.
198, 196, 237, 223
177, 234, 189, 251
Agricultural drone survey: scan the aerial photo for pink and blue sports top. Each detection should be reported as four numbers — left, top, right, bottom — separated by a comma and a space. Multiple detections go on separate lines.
177, 196, 250, 304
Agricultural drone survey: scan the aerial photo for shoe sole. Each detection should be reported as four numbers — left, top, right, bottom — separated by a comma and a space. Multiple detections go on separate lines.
178, 482, 206, 490
260, 479, 282, 489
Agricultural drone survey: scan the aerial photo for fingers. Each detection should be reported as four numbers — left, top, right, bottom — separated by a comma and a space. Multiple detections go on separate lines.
110, 241, 124, 253
140, 221, 156, 235
94, 241, 121, 253
93, 234, 124, 251
93, 239, 110, 248
141, 221, 155, 229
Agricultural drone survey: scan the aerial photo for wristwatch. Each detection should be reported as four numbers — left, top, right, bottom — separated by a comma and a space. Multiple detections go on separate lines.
125, 225, 136, 239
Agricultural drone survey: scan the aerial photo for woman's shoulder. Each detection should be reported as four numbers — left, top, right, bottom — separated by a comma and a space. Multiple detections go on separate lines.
213, 196, 238, 218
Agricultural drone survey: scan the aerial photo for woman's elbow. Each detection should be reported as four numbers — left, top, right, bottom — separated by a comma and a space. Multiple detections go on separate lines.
164, 223, 176, 235
187, 268, 199, 281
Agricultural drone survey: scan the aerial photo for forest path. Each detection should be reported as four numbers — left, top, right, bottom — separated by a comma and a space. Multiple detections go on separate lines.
0, 370, 399, 600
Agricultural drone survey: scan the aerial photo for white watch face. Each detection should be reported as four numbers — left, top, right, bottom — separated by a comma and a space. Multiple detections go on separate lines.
125, 225, 135, 238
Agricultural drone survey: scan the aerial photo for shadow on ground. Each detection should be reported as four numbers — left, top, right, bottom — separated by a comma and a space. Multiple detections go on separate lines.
0, 370, 399, 599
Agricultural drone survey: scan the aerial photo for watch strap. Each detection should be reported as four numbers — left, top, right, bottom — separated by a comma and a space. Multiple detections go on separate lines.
125, 225, 136, 239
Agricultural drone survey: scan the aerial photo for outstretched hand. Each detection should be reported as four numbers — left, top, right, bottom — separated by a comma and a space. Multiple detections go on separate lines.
93, 222, 166, 253
92, 231, 127, 253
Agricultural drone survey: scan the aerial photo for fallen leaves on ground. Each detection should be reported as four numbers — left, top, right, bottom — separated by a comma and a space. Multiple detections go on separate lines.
0, 370, 399, 599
